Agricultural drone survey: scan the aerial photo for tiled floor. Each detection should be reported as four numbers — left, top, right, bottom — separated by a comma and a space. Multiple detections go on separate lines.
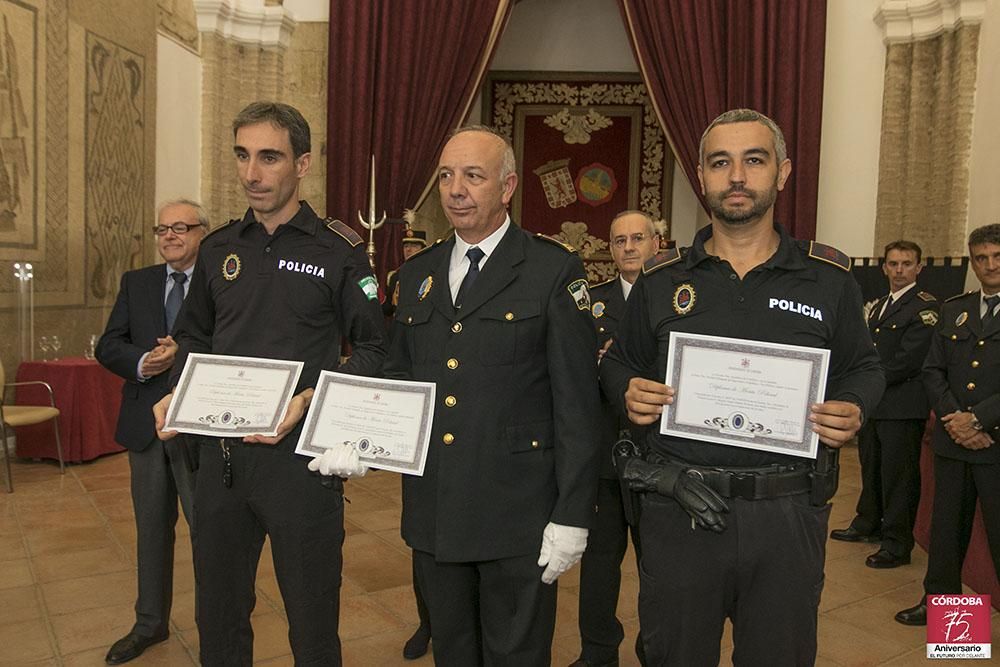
1, 443, 997, 666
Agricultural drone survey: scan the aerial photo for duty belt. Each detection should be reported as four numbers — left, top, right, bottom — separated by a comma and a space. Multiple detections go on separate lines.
660, 457, 812, 501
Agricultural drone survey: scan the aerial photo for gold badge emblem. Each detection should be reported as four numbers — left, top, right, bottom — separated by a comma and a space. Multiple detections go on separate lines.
418, 276, 433, 301
222, 254, 241, 281
672, 284, 696, 315
956, 311, 968, 327
592, 301, 606, 318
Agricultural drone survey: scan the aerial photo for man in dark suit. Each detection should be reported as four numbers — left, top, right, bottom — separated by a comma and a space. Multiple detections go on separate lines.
831, 240, 938, 569
382, 126, 601, 665
896, 223, 1000, 625
96, 198, 208, 664
572, 210, 658, 667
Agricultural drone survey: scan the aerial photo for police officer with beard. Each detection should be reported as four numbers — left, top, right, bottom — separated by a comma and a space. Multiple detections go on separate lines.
600, 109, 884, 665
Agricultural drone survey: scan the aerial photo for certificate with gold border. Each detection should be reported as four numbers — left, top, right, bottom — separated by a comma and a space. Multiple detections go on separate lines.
660, 332, 830, 458
295, 371, 436, 476
164, 353, 303, 437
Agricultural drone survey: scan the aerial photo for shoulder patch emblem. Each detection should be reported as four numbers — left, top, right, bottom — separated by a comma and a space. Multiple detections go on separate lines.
807, 241, 850, 271
535, 233, 576, 253
917, 291, 936, 302
567, 278, 591, 311
325, 218, 363, 247
357, 275, 379, 301
919, 310, 938, 327
643, 248, 682, 275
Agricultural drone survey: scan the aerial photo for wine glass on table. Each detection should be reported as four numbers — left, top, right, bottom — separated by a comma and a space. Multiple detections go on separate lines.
38, 336, 50, 361
50, 335, 62, 360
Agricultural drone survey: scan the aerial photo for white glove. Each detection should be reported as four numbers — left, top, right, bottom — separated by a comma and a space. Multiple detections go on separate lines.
307, 443, 369, 479
537, 522, 588, 584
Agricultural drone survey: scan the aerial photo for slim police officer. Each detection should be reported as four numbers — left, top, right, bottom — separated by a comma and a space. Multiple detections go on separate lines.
154, 102, 386, 665
831, 240, 938, 568
380, 126, 601, 665
572, 210, 658, 667
896, 223, 1000, 625
600, 109, 884, 665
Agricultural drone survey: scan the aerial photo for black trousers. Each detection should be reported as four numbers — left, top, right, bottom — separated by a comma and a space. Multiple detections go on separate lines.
195, 440, 345, 666
577, 477, 641, 664
637, 492, 829, 667
413, 549, 557, 666
128, 439, 197, 637
924, 454, 1000, 594
853, 418, 926, 555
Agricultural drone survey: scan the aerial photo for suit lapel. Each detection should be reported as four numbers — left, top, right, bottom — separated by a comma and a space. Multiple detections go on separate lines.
454, 225, 524, 321
966, 291, 984, 339
147, 265, 169, 335
429, 237, 457, 320
870, 295, 890, 328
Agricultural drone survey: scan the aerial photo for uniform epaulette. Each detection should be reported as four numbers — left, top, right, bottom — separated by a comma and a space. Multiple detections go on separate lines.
386, 268, 398, 282
806, 241, 851, 271
945, 289, 977, 303
642, 247, 682, 275
325, 218, 363, 247
534, 233, 576, 253
591, 276, 617, 288
406, 237, 444, 261
917, 291, 937, 302
205, 219, 238, 239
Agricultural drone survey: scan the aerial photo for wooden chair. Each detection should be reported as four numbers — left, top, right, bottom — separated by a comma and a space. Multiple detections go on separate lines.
0, 359, 65, 492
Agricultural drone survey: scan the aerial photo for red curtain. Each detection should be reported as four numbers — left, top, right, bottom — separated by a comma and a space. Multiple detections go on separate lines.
618, 0, 827, 240
325, 1, 513, 283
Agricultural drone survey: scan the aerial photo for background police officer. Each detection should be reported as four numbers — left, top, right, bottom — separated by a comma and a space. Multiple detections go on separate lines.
572, 210, 658, 667
381, 126, 601, 665
384, 226, 427, 318
831, 240, 938, 569
896, 223, 1000, 625
600, 109, 884, 665
154, 102, 386, 665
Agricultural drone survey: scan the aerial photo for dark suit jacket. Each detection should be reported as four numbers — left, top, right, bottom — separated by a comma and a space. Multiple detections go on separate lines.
867, 287, 938, 420
385, 223, 602, 562
924, 290, 1000, 463
96, 264, 186, 452
591, 276, 629, 478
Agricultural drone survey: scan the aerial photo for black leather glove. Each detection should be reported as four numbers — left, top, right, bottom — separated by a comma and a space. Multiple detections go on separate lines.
619, 456, 729, 533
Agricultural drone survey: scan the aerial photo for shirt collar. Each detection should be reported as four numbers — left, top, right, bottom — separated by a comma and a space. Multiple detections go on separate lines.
889, 282, 917, 301
453, 215, 510, 264
619, 274, 634, 300
685, 221, 803, 271
165, 263, 195, 280
237, 201, 319, 237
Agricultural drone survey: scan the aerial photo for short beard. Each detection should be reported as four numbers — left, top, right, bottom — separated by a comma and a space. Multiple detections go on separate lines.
706, 182, 778, 225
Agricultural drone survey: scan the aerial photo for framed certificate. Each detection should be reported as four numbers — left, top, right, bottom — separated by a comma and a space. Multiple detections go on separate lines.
164, 354, 304, 437
294, 372, 436, 476
660, 332, 830, 458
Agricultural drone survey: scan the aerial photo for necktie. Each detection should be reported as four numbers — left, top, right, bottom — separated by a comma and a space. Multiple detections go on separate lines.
455, 246, 485, 308
879, 294, 894, 319
165, 272, 188, 331
984, 294, 1000, 326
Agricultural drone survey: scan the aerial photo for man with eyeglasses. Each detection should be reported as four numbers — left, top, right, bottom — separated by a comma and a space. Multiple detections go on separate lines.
96, 198, 207, 664
572, 210, 658, 667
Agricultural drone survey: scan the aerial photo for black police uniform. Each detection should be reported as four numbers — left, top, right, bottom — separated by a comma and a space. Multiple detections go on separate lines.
848, 286, 938, 557
172, 202, 386, 666
383, 268, 401, 317
921, 290, 1000, 597
577, 275, 640, 665
384, 222, 602, 665
600, 222, 884, 666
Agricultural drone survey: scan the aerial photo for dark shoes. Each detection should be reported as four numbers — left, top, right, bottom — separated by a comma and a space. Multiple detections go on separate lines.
568, 659, 620, 667
402, 624, 431, 660
830, 525, 881, 543
105, 631, 169, 664
865, 549, 911, 569
895, 601, 927, 626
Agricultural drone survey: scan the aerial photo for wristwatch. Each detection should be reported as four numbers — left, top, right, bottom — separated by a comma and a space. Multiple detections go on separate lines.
970, 414, 984, 431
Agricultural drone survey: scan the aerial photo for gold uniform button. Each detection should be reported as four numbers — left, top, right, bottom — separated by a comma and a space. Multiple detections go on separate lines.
443, 433, 454, 445
875, 328, 880, 334
505, 312, 514, 321
407, 316, 413, 324
531, 440, 540, 448
598, 326, 606, 333
951, 334, 958, 341
967, 382, 976, 391
447, 358, 459, 370
444, 395, 457, 407
891, 324, 897, 329
452, 322, 463, 333
972, 360, 980, 368
978, 340, 985, 346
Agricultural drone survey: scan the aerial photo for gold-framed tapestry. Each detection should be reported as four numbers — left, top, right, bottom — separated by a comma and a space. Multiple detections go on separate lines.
482, 71, 672, 283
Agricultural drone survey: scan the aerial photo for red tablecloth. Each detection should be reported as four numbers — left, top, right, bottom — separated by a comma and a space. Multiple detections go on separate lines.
914, 414, 1000, 608
14, 357, 126, 462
